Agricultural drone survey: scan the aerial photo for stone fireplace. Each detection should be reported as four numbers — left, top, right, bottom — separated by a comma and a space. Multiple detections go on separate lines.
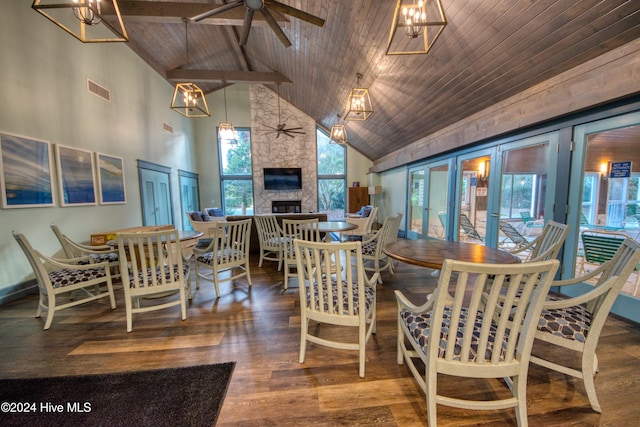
250, 85, 317, 214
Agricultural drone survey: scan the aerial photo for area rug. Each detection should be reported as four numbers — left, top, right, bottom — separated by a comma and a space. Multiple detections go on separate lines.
0, 362, 235, 427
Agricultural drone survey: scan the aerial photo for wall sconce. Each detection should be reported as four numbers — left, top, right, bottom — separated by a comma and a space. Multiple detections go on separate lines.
600, 162, 609, 180
478, 160, 490, 181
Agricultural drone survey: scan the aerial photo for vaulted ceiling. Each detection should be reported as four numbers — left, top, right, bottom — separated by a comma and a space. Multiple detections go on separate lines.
109, 0, 640, 161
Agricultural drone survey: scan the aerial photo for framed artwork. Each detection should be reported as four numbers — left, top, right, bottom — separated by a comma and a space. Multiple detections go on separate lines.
96, 153, 126, 204
55, 144, 97, 206
0, 132, 55, 208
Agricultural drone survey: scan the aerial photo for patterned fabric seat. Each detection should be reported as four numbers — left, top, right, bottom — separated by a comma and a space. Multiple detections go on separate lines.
309, 280, 375, 315
361, 240, 377, 256
537, 303, 592, 343
48, 267, 108, 289
196, 249, 240, 266
126, 264, 191, 288
401, 306, 507, 361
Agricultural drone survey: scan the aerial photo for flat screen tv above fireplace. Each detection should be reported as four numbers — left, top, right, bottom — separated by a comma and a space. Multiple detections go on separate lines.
264, 167, 302, 190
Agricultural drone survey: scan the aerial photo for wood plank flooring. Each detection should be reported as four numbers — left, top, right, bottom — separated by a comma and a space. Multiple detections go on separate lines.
1, 248, 639, 426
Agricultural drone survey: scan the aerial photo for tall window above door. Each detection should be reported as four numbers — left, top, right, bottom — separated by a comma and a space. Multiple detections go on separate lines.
317, 127, 346, 220
218, 127, 254, 215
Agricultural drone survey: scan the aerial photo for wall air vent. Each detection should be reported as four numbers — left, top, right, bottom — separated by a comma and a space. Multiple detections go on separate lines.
86, 79, 111, 102
162, 122, 174, 134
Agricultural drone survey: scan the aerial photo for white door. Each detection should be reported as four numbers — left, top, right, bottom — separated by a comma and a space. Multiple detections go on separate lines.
139, 163, 173, 226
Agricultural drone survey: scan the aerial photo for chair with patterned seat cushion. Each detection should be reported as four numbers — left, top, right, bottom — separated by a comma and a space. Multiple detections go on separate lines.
13, 231, 117, 330
531, 237, 640, 413
282, 218, 321, 290
395, 257, 559, 427
359, 212, 403, 284
295, 238, 379, 378
50, 224, 120, 277
116, 228, 188, 332
193, 219, 252, 298
254, 214, 285, 270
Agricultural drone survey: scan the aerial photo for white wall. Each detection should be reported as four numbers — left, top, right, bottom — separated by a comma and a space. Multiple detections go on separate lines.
0, 1, 198, 298
379, 168, 408, 232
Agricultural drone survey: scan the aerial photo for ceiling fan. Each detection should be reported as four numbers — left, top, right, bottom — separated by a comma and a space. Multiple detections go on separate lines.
264, 84, 305, 138
190, 0, 325, 47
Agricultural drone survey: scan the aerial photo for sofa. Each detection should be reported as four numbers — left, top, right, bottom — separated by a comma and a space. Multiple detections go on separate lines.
186, 208, 226, 237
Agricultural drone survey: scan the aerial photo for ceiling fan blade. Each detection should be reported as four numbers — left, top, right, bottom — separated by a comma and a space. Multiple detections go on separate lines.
191, 0, 244, 22
284, 127, 304, 132
239, 9, 255, 46
265, 0, 325, 27
283, 132, 296, 138
260, 8, 292, 47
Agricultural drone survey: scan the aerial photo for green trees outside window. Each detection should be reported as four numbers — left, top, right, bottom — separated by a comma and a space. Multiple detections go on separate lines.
219, 128, 254, 215
317, 128, 345, 220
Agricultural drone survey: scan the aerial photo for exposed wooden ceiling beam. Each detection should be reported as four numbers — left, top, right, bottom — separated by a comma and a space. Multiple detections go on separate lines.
114, 1, 286, 26
166, 69, 291, 84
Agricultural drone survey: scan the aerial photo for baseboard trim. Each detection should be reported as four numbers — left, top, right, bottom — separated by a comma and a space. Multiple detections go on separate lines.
0, 279, 38, 307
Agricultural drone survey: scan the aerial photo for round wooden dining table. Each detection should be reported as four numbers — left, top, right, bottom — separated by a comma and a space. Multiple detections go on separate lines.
383, 238, 520, 270
317, 221, 358, 242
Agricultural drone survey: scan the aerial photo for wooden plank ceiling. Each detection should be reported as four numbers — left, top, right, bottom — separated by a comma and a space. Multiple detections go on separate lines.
109, 0, 640, 161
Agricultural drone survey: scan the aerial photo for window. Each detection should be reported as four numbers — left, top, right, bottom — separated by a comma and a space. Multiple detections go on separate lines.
317, 127, 346, 220
500, 174, 536, 219
218, 128, 254, 215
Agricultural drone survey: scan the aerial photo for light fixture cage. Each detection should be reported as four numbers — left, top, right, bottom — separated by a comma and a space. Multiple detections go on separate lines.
386, 0, 447, 55
32, 0, 128, 43
344, 73, 374, 121
171, 83, 210, 118
218, 122, 238, 142
330, 124, 348, 144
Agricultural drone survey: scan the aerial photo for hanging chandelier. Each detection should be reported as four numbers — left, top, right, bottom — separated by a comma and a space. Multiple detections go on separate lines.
170, 19, 210, 118
386, 0, 447, 55
171, 83, 210, 118
344, 73, 374, 121
218, 84, 237, 142
31, 0, 128, 43
330, 115, 348, 145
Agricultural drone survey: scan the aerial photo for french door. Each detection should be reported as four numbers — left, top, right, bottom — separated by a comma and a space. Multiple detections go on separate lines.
407, 159, 452, 240
491, 132, 558, 249
138, 160, 173, 227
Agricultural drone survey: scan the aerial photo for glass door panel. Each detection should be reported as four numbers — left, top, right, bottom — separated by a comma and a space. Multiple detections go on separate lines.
407, 168, 425, 239
496, 138, 552, 247
567, 113, 640, 301
426, 164, 449, 239
457, 154, 491, 245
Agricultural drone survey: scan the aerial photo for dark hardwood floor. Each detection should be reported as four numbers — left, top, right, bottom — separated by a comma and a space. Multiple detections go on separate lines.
1, 248, 639, 426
